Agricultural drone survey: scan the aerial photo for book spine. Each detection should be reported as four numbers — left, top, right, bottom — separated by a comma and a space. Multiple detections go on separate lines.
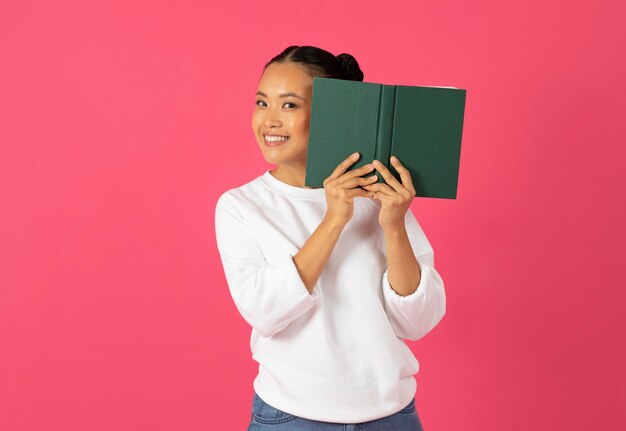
375, 85, 397, 183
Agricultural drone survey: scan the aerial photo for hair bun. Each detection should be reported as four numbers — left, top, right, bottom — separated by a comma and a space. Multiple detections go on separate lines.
336, 53, 364, 82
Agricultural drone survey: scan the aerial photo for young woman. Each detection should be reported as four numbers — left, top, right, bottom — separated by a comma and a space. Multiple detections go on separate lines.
214, 45, 446, 430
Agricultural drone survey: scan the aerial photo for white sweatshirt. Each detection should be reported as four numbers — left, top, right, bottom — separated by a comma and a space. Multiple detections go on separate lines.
214, 169, 446, 423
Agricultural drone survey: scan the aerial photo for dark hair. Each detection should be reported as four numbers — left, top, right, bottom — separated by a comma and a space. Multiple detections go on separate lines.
264, 45, 364, 82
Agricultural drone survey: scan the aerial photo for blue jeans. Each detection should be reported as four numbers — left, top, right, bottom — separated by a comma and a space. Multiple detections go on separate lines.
247, 392, 424, 430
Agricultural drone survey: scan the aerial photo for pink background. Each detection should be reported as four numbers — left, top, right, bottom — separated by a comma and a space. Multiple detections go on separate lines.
1, 1, 624, 430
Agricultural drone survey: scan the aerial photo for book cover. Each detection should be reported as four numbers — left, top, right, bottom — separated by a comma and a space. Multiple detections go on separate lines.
305, 77, 466, 199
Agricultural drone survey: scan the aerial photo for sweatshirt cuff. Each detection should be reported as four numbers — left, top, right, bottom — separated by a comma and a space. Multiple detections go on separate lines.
272, 253, 317, 298
382, 261, 430, 302
235, 253, 317, 337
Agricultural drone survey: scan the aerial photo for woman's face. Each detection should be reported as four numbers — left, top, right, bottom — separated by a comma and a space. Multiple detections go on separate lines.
252, 62, 313, 168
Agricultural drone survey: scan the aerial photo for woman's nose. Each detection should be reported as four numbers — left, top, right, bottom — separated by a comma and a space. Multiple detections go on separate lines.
262, 110, 282, 127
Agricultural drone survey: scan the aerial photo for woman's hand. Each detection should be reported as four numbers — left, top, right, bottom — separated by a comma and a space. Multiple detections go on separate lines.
323, 152, 378, 226
362, 156, 416, 230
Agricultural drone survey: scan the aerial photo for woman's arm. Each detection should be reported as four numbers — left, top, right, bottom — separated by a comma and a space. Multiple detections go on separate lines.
380, 208, 447, 341
294, 156, 377, 293
383, 224, 422, 296
215, 192, 318, 338
293, 216, 348, 294
363, 157, 446, 341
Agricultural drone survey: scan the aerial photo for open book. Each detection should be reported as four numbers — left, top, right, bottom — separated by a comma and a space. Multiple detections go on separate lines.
305, 77, 467, 199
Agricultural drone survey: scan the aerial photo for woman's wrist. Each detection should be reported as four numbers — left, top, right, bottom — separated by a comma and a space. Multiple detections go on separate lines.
321, 215, 348, 231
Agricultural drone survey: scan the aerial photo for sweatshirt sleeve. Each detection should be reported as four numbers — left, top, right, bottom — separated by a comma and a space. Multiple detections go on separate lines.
214, 191, 317, 338
381, 208, 446, 341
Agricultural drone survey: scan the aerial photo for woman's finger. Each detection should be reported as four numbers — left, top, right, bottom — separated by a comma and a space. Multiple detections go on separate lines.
337, 163, 375, 185
347, 187, 374, 198
362, 182, 395, 196
328, 152, 360, 181
371, 159, 406, 193
389, 156, 416, 196
339, 174, 378, 189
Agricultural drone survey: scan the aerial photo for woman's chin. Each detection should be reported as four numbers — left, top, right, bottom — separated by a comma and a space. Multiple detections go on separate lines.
261, 153, 285, 165
260, 147, 287, 163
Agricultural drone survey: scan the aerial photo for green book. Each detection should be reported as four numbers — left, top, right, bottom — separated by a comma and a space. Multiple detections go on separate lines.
305, 77, 466, 199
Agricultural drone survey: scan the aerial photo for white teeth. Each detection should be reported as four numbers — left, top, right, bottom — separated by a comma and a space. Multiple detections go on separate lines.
265, 135, 288, 142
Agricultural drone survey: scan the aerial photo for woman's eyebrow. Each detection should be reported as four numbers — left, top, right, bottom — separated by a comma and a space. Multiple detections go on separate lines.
256, 91, 308, 102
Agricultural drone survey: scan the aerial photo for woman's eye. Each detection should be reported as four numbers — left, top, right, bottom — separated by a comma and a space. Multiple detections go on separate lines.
255, 100, 297, 109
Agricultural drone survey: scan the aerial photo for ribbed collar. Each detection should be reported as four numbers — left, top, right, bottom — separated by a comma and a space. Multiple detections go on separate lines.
259, 170, 327, 200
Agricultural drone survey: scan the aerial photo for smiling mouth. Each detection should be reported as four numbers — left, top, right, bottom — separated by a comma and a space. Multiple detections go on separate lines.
263, 135, 290, 146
